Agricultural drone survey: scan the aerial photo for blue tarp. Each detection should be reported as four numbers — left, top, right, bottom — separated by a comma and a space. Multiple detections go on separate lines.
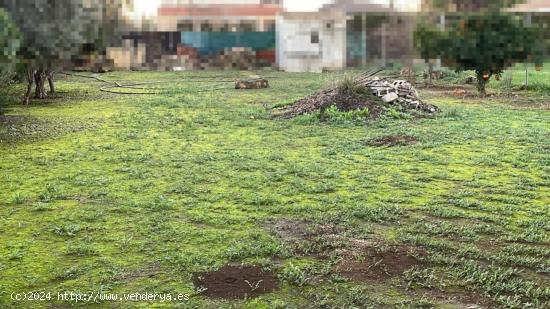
181, 32, 276, 54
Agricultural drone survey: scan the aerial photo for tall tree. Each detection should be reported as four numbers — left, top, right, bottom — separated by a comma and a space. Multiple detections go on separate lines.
0, 0, 130, 104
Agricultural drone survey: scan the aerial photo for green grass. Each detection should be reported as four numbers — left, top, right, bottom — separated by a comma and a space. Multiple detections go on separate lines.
0, 69, 549, 308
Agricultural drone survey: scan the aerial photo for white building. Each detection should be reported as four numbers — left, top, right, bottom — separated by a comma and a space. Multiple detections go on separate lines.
276, 8, 347, 72
277, 0, 421, 72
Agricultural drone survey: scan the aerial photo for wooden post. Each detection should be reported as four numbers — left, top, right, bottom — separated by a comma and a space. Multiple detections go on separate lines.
381, 22, 387, 67
524, 13, 532, 89
361, 13, 367, 67
437, 14, 445, 68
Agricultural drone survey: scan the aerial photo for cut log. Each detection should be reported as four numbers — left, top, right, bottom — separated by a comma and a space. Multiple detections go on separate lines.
235, 78, 269, 90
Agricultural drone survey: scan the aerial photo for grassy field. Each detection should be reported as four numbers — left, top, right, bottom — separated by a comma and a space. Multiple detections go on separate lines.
0, 68, 549, 309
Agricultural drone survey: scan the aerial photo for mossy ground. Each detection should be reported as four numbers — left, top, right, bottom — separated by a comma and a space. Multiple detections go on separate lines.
0, 68, 548, 309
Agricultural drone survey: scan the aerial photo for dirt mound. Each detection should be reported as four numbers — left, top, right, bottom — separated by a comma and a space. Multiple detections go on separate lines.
193, 265, 278, 299
276, 71, 439, 119
335, 245, 426, 282
366, 135, 418, 147
280, 91, 385, 119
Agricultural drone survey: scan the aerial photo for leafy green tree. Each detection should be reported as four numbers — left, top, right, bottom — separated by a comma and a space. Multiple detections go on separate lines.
415, 12, 544, 95
0, 8, 21, 115
0, 0, 130, 104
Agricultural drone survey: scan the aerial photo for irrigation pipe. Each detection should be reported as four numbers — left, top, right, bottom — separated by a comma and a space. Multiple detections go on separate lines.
59, 72, 236, 95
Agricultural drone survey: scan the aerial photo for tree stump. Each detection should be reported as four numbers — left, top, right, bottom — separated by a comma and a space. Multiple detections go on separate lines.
235, 78, 269, 89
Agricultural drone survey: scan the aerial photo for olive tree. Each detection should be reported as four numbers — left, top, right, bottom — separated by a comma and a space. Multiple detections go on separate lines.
0, 8, 20, 115
0, 0, 130, 104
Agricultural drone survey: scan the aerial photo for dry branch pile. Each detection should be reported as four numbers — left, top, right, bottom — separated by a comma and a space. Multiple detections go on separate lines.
279, 70, 439, 118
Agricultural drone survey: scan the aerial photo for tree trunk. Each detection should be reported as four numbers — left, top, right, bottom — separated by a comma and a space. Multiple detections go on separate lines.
428, 63, 434, 86
476, 71, 488, 97
23, 67, 35, 105
47, 70, 55, 93
34, 70, 47, 99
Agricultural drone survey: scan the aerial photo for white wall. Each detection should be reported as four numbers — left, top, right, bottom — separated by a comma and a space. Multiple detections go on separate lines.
277, 11, 346, 72
283, 0, 334, 12
162, 0, 263, 5
282, 0, 421, 12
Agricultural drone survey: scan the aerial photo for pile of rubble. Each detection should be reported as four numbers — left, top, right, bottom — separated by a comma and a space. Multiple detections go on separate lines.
278, 70, 440, 118
215, 47, 257, 70
157, 47, 262, 71
363, 77, 440, 114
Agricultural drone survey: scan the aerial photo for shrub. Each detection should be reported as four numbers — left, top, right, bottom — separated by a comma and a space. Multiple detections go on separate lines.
336, 75, 371, 98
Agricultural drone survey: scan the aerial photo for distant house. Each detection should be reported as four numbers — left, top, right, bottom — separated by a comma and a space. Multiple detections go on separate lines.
157, 0, 281, 32
108, 0, 422, 72
276, 8, 347, 73
277, 0, 418, 72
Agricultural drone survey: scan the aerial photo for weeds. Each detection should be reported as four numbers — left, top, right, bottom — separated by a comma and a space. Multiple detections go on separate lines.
278, 262, 309, 287
1, 70, 548, 308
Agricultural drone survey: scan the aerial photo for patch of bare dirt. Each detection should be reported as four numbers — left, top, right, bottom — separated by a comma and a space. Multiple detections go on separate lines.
267, 219, 430, 282
335, 244, 426, 282
267, 219, 427, 282
265, 219, 498, 306
267, 219, 312, 243
366, 135, 418, 147
193, 265, 278, 299
266, 219, 346, 256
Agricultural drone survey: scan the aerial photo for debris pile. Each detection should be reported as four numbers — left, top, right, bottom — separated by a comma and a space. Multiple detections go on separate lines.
158, 47, 267, 71
364, 77, 439, 114
215, 47, 257, 70
279, 69, 440, 118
